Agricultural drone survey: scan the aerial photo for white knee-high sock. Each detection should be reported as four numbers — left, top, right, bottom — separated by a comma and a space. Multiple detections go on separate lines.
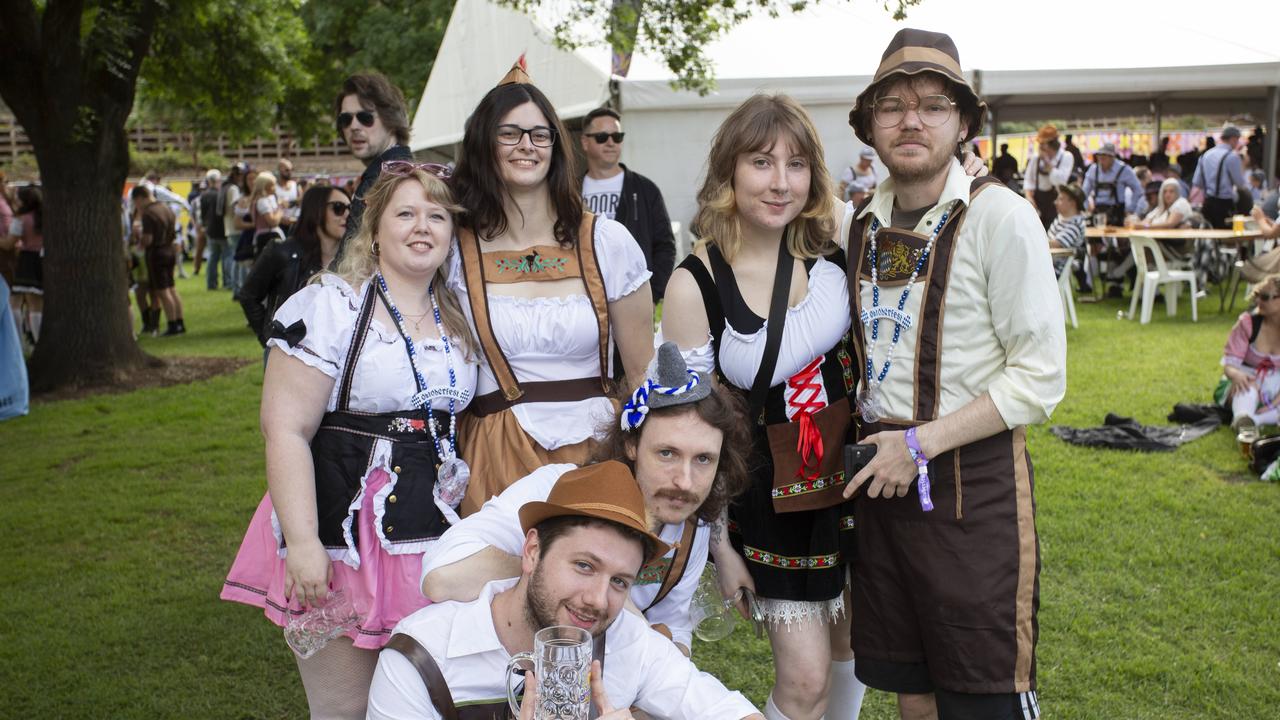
823, 659, 867, 719
29, 312, 41, 342
764, 692, 795, 720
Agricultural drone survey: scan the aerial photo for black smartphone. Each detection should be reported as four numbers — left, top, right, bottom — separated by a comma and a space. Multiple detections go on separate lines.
843, 443, 877, 481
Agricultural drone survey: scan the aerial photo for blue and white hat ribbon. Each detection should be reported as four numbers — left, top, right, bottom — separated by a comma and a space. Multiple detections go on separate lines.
621, 370, 701, 431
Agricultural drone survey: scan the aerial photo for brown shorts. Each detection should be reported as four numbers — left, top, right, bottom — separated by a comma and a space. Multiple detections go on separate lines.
850, 420, 1040, 695
146, 245, 176, 289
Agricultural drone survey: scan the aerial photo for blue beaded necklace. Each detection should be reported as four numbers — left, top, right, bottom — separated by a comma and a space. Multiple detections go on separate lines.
374, 272, 458, 461
856, 201, 957, 421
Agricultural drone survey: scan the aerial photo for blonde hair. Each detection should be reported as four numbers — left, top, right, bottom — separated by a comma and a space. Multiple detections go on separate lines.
692, 94, 836, 262
250, 171, 277, 205
333, 170, 476, 358
1248, 273, 1280, 307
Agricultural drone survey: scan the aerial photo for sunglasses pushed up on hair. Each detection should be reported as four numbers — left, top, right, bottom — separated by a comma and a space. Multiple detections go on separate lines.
381, 160, 452, 179
337, 110, 376, 130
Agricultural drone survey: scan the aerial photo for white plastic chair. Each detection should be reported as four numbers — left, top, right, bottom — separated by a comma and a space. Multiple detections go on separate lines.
1058, 257, 1078, 329
1127, 235, 1198, 324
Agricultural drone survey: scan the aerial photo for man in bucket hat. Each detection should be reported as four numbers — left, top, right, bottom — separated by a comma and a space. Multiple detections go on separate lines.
842, 28, 1066, 720
420, 342, 752, 656
1082, 142, 1143, 227
367, 459, 764, 718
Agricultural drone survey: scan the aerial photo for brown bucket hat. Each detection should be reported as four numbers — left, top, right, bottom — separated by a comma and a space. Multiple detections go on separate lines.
849, 28, 987, 145
518, 461, 672, 563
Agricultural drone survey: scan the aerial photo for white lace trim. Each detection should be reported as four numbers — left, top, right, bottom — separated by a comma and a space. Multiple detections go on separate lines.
753, 594, 846, 630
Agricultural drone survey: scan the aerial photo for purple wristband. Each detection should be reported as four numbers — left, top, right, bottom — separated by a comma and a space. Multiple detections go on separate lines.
904, 427, 934, 512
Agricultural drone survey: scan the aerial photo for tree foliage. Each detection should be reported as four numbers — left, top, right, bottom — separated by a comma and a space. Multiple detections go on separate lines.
136, 0, 316, 143
498, 0, 923, 94
299, 0, 456, 117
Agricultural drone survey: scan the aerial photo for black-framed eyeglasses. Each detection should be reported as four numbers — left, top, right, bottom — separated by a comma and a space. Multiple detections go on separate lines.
588, 132, 625, 144
496, 124, 557, 147
337, 111, 376, 130
871, 95, 956, 128
328, 202, 350, 216
381, 160, 453, 179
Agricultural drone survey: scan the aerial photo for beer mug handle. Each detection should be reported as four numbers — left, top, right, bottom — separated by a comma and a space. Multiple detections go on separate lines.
506, 652, 536, 718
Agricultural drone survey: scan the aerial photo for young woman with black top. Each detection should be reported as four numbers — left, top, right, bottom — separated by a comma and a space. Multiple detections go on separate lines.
662, 94, 862, 720
239, 185, 350, 347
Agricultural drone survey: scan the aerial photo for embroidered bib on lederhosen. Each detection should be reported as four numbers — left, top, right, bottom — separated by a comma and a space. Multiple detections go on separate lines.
677, 246, 858, 513
457, 213, 613, 416
845, 176, 1001, 426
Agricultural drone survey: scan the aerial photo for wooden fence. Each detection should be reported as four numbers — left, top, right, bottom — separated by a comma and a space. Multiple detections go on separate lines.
0, 112, 350, 162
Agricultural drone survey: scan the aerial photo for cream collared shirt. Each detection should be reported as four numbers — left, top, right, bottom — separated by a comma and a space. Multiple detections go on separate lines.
845, 158, 1066, 428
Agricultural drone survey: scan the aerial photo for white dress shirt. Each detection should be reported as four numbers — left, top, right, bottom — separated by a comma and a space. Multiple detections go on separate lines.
367, 579, 759, 720
1023, 149, 1074, 192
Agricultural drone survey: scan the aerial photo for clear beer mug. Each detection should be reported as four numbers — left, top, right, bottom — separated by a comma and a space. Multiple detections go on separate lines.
506, 625, 593, 719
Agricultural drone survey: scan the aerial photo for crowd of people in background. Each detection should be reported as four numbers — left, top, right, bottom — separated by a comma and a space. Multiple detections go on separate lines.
2, 24, 1271, 719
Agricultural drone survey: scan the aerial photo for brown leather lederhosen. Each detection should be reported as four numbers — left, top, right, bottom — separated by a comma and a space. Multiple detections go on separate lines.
383, 631, 607, 720
455, 213, 615, 515
845, 176, 1040, 695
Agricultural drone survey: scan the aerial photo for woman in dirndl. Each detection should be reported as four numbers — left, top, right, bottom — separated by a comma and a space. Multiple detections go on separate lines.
221, 165, 478, 719
447, 63, 655, 516
661, 94, 863, 720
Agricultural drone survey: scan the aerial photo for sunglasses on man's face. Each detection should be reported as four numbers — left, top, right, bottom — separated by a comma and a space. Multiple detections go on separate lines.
328, 202, 350, 216
588, 132, 625, 144
337, 111, 376, 130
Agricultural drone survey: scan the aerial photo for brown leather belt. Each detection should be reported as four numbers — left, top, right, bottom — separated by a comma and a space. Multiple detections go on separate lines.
469, 376, 608, 417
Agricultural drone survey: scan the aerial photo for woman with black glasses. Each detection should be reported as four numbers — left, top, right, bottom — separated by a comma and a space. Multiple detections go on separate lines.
240, 185, 351, 348
447, 64, 656, 515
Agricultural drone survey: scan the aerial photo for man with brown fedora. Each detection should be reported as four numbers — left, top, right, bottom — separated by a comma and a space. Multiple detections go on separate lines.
366, 460, 763, 719
1023, 124, 1074, 229
841, 28, 1066, 720
420, 343, 752, 657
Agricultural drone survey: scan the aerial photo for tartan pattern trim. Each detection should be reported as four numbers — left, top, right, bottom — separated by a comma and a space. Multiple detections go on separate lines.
742, 544, 841, 570
771, 471, 847, 500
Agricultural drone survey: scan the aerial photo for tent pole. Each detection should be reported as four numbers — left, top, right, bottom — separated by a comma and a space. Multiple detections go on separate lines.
989, 107, 997, 171
1267, 85, 1279, 186
1153, 101, 1162, 161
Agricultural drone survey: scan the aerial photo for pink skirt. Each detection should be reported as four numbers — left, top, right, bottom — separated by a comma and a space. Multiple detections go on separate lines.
220, 468, 429, 650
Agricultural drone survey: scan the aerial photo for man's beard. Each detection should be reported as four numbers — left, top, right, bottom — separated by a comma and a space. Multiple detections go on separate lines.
883, 139, 955, 185
524, 564, 559, 632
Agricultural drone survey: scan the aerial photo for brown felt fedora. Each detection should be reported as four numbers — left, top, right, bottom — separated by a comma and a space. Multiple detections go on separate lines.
849, 28, 987, 145
518, 461, 672, 563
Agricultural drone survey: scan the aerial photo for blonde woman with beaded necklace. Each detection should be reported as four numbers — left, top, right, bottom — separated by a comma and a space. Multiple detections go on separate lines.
222, 166, 478, 719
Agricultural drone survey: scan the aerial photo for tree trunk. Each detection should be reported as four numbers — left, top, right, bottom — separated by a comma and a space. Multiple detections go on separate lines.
27, 145, 151, 392
0, 0, 163, 392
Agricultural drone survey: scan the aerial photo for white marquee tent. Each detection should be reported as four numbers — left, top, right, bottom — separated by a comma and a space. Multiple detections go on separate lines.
412, 0, 1280, 234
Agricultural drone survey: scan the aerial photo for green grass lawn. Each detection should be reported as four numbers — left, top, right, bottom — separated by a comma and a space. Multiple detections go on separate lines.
2, 266, 1277, 718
